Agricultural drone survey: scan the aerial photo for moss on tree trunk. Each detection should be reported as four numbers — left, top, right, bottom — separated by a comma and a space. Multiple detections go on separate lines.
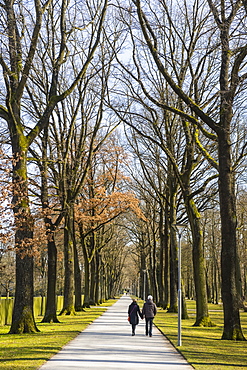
218, 130, 245, 340
9, 251, 39, 333
9, 150, 39, 334
185, 198, 214, 327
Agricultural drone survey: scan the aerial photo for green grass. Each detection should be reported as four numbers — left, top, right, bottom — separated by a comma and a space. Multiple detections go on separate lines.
155, 300, 247, 370
0, 299, 117, 370
1, 298, 246, 370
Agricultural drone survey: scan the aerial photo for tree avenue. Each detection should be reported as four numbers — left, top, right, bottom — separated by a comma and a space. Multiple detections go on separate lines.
0, 0, 246, 343
122, 0, 246, 340
0, 0, 108, 333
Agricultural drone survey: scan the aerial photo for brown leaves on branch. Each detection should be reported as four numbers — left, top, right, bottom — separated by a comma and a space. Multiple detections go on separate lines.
75, 187, 146, 228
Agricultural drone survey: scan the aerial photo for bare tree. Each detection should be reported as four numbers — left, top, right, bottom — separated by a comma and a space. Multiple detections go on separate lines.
127, 0, 246, 340
75, 135, 144, 306
0, 0, 108, 333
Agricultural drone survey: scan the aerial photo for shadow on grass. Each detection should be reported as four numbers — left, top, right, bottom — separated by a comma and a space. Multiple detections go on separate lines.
191, 362, 247, 368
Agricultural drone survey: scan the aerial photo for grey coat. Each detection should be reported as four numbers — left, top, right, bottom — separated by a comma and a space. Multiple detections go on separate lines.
142, 299, 157, 319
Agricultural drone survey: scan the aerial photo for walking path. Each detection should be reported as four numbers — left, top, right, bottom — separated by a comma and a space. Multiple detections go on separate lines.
39, 295, 194, 369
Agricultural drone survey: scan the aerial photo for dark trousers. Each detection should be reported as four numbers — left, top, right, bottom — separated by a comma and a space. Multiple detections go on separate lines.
145, 317, 153, 336
131, 323, 136, 334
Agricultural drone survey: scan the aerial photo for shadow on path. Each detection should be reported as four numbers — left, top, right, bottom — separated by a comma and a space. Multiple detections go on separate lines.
38, 296, 194, 370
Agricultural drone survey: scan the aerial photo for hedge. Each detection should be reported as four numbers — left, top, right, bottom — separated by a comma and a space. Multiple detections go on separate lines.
0, 295, 68, 326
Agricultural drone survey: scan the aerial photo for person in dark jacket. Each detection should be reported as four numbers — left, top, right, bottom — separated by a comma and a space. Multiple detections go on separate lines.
128, 299, 142, 336
142, 295, 157, 337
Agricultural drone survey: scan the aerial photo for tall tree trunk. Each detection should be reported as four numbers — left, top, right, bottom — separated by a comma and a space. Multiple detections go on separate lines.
10, 252, 38, 334
182, 280, 189, 319
94, 251, 100, 305
218, 130, 245, 340
140, 248, 146, 300
157, 207, 165, 307
168, 227, 178, 313
74, 240, 83, 311
185, 198, 214, 326
149, 228, 158, 302
90, 255, 96, 305
80, 231, 91, 308
101, 262, 106, 302
163, 200, 170, 309
40, 128, 60, 323
83, 256, 90, 308
9, 152, 39, 334
41, 234, 59, 323
105, 266, 109, 300
168, 187, 178, 313
60, 211, 75, 315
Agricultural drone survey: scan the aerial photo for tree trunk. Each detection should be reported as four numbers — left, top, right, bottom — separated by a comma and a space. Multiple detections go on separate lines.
60, 211, 75, 315
206, 268, 211, 303
94, 251, 100, 304
218, 130, 245, 340
148, 228, 158, 302
186, 198, 214, 327
182, 280, 189, 319
152, 231, 159, 303
140, 250, 146, 300
40, 129, 60, 323
9, 151, 39, 334
168, 226, 178, 313
10, 253, 39, 333
74, 241, 83, 311
72, 215, 83, 312
89, 255, 96, 305
83, 256, 90, 308
41, 235, 60, 323
105, 267, 109, 300
168, 188, 178, 313
163, 200, 170, 309
101, 263, 106, 302
80, 231, 91, 308
157, 208, 165, 307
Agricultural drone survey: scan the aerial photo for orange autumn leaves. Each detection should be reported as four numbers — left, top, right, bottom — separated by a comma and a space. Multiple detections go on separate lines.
75, 141, 146, 229
75, 187, 146, 228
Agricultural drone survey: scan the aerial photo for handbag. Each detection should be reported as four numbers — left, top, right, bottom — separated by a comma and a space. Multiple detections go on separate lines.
128, 306, 135, 322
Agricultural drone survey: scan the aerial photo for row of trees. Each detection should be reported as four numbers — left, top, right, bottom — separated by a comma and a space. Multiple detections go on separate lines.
112, 0, 247, 340
124, 143, 247, 311
0, 0, 246, 340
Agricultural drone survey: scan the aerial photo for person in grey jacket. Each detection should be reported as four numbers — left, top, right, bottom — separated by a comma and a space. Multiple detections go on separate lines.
142, 295, 157, 337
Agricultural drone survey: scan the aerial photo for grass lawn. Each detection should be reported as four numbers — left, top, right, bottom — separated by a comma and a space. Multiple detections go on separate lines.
0, 299, 117, 370
155, 300, 247, 370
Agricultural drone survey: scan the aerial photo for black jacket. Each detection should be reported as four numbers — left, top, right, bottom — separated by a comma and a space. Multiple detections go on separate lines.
128, 302, 142, 325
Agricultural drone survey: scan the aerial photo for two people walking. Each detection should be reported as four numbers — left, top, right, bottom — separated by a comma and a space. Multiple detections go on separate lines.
128, 295, 157, 336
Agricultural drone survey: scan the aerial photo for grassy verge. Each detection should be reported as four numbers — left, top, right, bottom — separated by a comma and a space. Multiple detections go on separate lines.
155, 300, 247, 370
0, 299, 117, 370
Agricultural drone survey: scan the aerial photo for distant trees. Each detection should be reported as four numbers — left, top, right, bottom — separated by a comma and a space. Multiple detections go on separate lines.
75, 135, 145, 306
0, 253, 15, 298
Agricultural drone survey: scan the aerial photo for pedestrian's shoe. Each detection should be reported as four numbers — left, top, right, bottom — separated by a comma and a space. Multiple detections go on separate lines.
132, 332, 135, 336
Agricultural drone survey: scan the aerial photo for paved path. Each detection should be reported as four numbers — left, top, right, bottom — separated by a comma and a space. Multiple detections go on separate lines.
39, 295, 194, 369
